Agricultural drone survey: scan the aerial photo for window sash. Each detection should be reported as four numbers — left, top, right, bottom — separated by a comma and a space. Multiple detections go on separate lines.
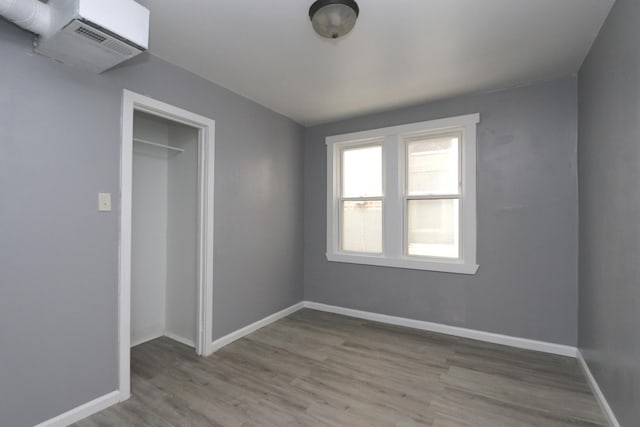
403, 130, 462, 198
404, 196, 461, 259
339, 141, 384, 199
339, 198, 384, 254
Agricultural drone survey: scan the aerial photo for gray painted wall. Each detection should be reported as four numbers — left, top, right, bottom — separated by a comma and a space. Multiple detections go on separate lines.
578, 0, 640, 424
304, 77, 579, 346
0, 20, 303, 427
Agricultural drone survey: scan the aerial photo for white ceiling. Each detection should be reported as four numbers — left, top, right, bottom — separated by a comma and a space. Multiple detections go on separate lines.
137, 0, 614, 126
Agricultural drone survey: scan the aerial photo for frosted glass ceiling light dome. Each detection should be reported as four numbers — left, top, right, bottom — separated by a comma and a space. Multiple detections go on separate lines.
309, 0, 359, 39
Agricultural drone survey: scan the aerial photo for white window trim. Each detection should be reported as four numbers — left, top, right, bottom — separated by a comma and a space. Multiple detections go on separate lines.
326, 113, 479, 275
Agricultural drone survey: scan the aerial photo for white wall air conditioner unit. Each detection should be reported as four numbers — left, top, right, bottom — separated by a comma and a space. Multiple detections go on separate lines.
34, 0, 149, 73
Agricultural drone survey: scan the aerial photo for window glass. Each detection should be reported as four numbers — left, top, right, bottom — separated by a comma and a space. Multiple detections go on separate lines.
342, 145, 383, 197
407, 199, 459, 258
407, 134, 459, 196
341, 200, 382, 253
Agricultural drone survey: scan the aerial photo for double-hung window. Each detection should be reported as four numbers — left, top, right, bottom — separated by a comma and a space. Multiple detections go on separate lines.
326, 114, 479, 274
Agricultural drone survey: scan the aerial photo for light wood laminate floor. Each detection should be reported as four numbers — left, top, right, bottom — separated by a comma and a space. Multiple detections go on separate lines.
74, 309, 607, 426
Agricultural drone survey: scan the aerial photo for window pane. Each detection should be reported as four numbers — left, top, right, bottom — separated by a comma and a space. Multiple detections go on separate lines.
342, 145, 382, 197
341, 200, 382, 253
407, 199, 459, 258
407, 134, 459, 196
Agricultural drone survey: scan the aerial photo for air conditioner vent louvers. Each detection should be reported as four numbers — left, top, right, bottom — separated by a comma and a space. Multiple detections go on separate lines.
75, 26, 107, 43
103, 39, 133, 56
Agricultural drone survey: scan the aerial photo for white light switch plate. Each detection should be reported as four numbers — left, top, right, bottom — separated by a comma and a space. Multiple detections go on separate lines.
98, 193, 112, 212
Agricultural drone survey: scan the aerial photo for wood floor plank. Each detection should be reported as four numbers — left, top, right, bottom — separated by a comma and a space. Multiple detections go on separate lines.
73, 309, 607, 427
442, 366, 605, 424
431, 387, 604, 427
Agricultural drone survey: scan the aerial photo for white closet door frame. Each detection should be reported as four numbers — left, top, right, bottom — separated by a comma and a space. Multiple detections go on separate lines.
119, 90, 215, 401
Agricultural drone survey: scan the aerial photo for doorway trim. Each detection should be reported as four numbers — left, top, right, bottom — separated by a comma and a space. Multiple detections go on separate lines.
119, 90, 215, 401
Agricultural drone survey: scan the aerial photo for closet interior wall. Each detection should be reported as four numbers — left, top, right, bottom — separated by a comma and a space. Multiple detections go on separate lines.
131, 111, 199, 348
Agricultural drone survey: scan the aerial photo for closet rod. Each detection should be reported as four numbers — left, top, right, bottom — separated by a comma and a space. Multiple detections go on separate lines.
133, 138, 184, 153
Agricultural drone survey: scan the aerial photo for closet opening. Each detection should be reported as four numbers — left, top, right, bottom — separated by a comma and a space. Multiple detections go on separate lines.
118, 90, 215, 401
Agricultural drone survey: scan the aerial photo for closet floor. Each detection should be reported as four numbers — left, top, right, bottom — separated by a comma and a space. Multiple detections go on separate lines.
73, 309, 607, 426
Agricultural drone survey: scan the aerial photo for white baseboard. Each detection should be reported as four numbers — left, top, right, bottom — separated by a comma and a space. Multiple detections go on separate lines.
164, 331, 195, 348
207, 302, 305, 354
34, 390, 120, 427
303, 301, 577, 358
577, 350, 621, 427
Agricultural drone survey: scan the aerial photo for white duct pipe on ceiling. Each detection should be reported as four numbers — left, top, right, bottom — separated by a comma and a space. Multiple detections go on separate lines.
0, 0, 51, 35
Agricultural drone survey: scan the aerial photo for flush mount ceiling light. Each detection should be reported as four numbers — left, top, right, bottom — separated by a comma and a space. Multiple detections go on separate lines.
309, 0, 359, 39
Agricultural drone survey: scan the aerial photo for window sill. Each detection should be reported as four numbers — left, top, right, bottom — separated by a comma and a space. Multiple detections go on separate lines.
326, 252, 479, 275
